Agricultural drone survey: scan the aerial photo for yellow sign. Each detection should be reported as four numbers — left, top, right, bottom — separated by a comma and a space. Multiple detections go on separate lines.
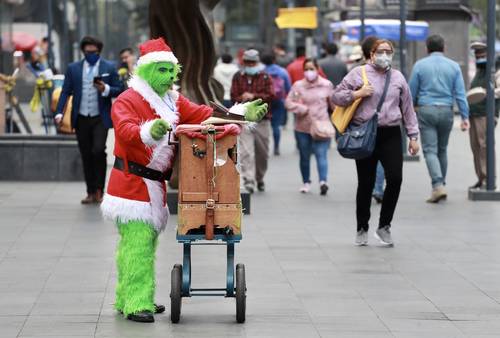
275, 7, 318, 29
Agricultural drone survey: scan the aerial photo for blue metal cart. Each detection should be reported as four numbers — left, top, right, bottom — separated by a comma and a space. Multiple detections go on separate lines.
170, 232, 246, 323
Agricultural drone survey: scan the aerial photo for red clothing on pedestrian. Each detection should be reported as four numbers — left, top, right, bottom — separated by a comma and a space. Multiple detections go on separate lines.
286, 56, 327, 84
230, 70, 275, 118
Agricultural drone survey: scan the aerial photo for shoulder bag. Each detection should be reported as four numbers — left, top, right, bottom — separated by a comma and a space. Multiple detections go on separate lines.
331, 66, 368, 134
336, 68, 392, 160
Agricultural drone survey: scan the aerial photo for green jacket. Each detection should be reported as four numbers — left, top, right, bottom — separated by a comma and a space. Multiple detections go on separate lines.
469, 67, 500, 118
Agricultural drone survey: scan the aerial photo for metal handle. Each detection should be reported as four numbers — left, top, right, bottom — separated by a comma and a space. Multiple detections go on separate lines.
167, 130, 179, 145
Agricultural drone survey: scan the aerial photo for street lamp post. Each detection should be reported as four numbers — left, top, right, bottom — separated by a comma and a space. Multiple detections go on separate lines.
469, 0, 500, 200
399, 0, 406, 78
485, 0, 496, 192
47, 0, 54, 70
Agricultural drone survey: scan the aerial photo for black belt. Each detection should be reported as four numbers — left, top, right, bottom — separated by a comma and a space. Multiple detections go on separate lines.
114, 157, 172, 182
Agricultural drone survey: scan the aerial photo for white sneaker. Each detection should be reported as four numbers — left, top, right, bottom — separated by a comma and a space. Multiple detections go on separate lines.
299, 183, 311, 193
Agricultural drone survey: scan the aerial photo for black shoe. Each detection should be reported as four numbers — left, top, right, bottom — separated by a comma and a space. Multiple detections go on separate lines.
469, 181, 483, 189
154, 304, 165, 314
119, 304, 165, 315
257, 181, 265, 192
320, 183, 329, 196
127, 311, 154, 323
274, 148, 280, 156
372, 194, 383, 204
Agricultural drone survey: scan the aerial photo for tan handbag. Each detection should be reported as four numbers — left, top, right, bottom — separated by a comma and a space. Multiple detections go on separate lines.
310, 119, 335, 140
52, 87, 74, 134
331, 65, 368, 134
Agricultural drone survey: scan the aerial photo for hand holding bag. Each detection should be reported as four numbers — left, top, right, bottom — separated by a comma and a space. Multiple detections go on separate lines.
331, 66, 368, 134
336, 68, 392, 160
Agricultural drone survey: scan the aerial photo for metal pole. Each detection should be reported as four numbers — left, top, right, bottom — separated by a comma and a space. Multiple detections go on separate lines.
62, 0, 69, 71
360, 0, 365, 42
485, 0, 496, 191
287, 0, 296, 57
399, 0, 407, 78
47, 0, 54, 69
316, 0, 322, 58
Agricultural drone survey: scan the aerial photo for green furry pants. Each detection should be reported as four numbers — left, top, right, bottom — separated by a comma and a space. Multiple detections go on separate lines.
115, 220, 158, 316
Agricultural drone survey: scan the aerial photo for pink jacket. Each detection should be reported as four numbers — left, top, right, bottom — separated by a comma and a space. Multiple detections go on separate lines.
285, 77, 334, 134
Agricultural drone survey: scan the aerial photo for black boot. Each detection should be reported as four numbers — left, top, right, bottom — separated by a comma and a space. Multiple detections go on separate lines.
127, 311, 154, 323
154, 304, 165, 314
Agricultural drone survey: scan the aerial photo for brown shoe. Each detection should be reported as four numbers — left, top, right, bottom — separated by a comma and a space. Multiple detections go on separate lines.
81, 193, 96, 204
426, 186, 447, 203
94, 189, 104, 203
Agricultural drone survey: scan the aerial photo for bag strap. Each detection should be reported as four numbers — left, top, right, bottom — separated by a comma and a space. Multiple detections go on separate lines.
376, 68, 392, 114
361, 65, 368, 85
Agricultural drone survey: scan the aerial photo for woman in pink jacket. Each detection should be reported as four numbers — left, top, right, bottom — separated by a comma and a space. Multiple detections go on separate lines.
285, 58, 334, 195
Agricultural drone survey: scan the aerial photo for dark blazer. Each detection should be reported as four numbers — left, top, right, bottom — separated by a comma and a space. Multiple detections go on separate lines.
55, 59, 123, 129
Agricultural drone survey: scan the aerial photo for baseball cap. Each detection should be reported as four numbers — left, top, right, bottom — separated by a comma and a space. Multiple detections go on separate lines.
243, 49, 260, 62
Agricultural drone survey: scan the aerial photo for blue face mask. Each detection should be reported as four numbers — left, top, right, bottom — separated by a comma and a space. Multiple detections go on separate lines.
244, 66, 260, 76
85, 52, 100, 65
476, 57, 487, 65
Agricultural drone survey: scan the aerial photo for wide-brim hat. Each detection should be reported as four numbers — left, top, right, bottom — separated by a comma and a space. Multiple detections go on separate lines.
137, 37, 178, 66
467, 87, 486, 104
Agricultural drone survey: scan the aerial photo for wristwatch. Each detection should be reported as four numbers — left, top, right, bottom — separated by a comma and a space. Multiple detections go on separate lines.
410, 136, 418, 142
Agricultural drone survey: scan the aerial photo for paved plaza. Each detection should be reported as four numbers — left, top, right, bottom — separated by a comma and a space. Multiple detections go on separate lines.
1, 119, 500, 337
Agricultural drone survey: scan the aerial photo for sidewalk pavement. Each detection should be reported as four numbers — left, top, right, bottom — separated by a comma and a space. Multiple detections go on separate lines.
1, 118, 500, 337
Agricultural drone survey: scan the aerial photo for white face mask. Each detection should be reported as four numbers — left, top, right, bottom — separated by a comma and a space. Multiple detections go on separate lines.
304, 69, 318, 82
374, 54, 393, 69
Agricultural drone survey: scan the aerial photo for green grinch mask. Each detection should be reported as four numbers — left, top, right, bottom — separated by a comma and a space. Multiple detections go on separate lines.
136, 61, 181, 97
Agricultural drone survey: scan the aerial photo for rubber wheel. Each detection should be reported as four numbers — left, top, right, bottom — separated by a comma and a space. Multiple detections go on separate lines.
170, 264, 182, 323
235, 263, 246, 323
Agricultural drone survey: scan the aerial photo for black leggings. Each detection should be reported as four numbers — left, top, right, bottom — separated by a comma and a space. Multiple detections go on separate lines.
355, 126, 403, 231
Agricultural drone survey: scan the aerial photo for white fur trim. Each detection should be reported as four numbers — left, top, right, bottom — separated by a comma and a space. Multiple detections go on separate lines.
229, 103, 247, 117
128, 75, 180, 127
137, 51, 178, 66
140, 120, 161, 146
101, 193, 168, 232
106, 76, 180, 232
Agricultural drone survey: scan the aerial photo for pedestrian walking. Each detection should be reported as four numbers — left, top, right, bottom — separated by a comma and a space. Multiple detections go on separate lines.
287, 46, 326, 84
262, 53, 291, 156
285, 58, 334, 195
409, 34, 470, 203
273, 43, 293, 68
213, 53, 239, 108
360, 36, 386, 204
467, 42, 499, 189
332, 39, 420, 246
54, 36, 123, 204
231, 49, 274, 193
118, 47, 136, 86
318, 42, 348, 86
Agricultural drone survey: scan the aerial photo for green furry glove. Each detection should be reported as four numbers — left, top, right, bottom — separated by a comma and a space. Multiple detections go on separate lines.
244, 99, 268, 122
150, 119, 171, 140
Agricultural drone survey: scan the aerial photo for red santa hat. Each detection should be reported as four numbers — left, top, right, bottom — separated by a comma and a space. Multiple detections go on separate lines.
137, 37, 178, 67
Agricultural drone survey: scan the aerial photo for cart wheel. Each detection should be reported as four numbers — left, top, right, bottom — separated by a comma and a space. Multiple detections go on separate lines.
170, 264, 182, 323
235, 263, 246, 323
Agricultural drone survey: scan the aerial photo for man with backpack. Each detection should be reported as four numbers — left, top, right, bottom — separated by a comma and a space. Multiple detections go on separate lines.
262, 53, 291, 155
231, 49, 275, 193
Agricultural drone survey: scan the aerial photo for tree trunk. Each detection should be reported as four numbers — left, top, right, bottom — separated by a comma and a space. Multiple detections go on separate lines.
149, 0, 223, 104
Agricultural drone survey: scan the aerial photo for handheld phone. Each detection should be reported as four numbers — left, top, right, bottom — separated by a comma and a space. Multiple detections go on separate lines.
93, 76, 102, 83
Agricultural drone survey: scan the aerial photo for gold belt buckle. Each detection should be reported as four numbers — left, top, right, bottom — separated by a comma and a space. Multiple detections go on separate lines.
206, 199, 215, 209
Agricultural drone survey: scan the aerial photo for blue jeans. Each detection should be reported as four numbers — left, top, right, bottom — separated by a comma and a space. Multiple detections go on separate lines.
418, 105, 454, 188
295, 131, 330, 183
373, 161, 385, 196
271, 101, 286, 151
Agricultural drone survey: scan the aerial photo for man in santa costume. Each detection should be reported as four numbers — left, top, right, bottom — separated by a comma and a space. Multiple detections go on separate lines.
101, 37, 267, 323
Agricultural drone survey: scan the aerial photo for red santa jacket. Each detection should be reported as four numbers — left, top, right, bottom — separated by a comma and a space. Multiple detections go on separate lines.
101, 75, 212, 232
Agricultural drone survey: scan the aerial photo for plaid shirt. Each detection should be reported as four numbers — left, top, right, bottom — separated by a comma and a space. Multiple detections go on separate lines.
230, 71, 275, 118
